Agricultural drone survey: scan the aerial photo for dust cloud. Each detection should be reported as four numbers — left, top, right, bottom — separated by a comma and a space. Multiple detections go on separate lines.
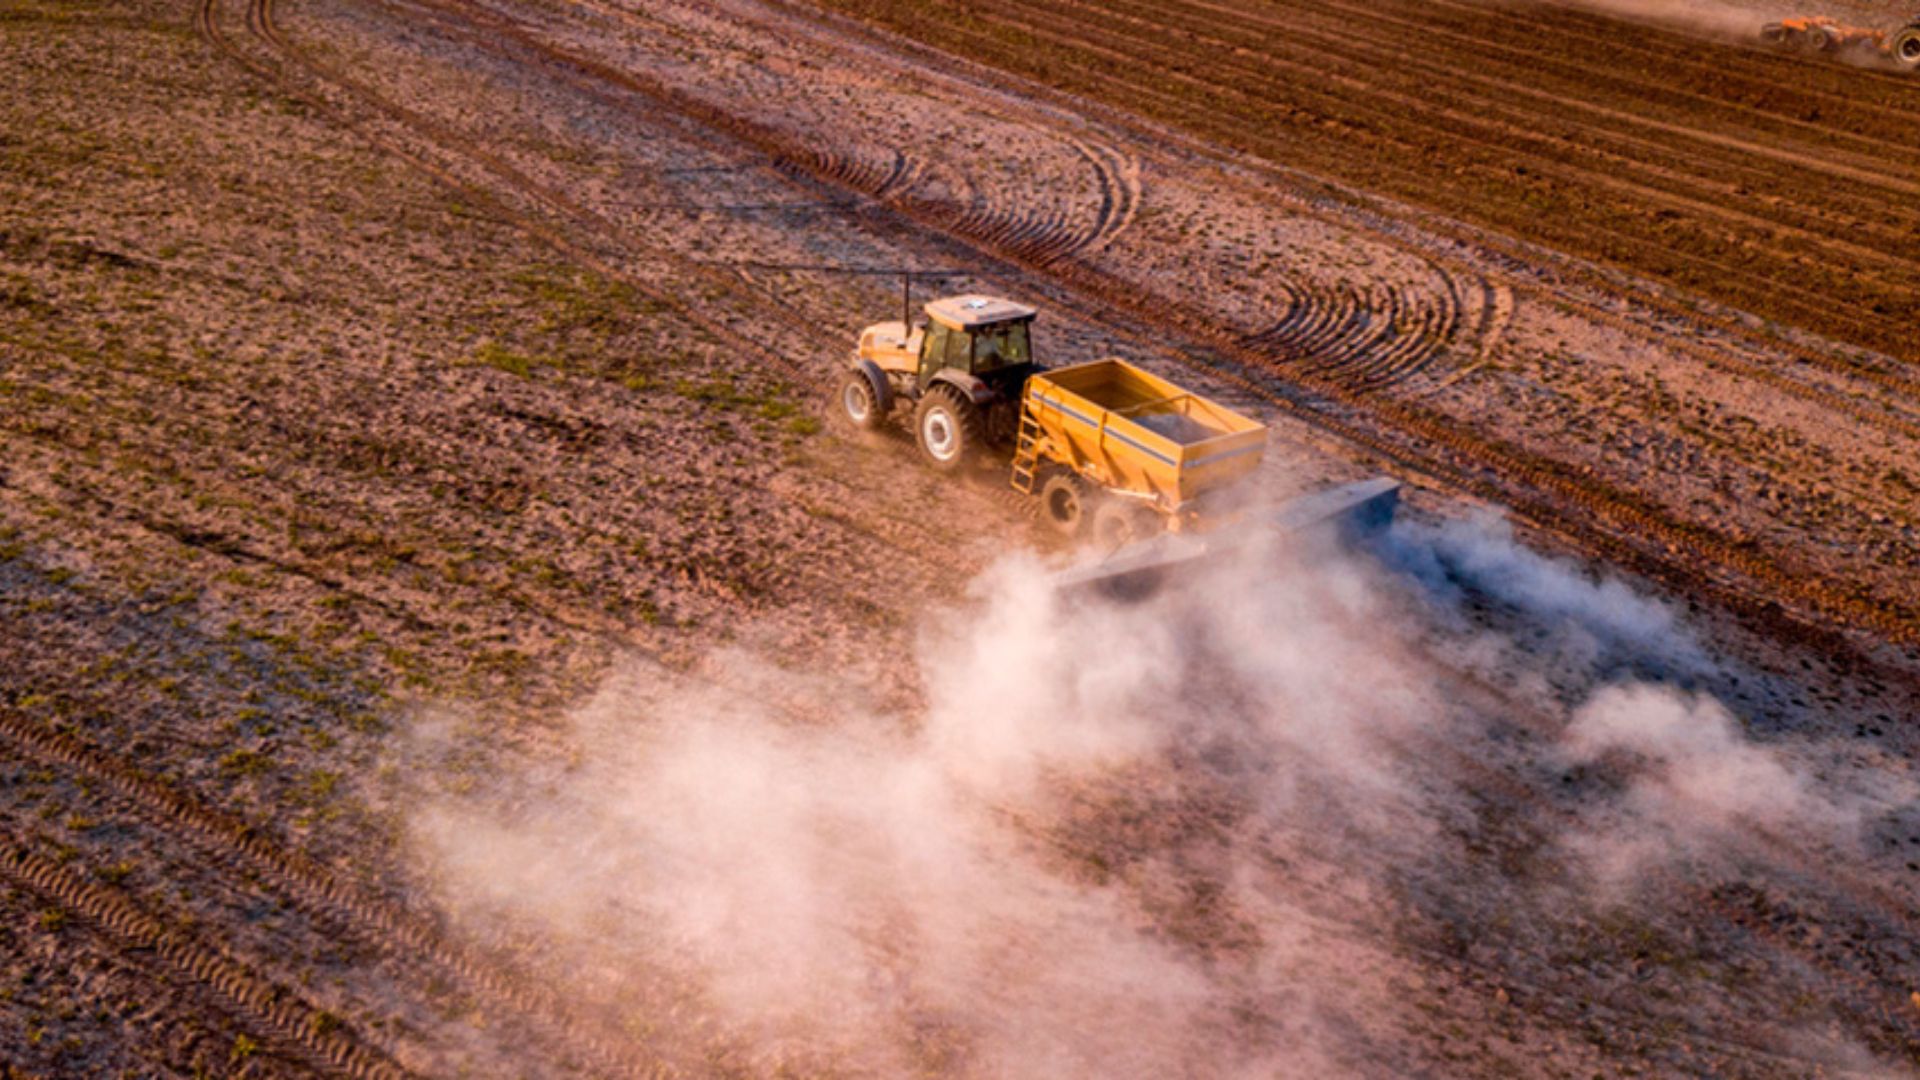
1544, 0, 1906, 44
1552, 0, 1765, 39
1560, 684, 1904, 889
400, 510, 1906, 1074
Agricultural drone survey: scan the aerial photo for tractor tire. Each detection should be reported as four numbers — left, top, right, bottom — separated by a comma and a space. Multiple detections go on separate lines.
839, 371, 885, 431
1806, 25, 1835, 51
1038, 472, 1091, 538
914, 385, 983, 472
1893, 25, 1920, 68
1759, 23, 1788, 46
1091, 500, 1158, 550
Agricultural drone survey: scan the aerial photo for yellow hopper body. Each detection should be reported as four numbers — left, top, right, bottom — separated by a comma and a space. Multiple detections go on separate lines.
1020, 359, 1267, 523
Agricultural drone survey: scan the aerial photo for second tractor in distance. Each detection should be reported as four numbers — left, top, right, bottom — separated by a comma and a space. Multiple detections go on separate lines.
1761, 15, 1920, 67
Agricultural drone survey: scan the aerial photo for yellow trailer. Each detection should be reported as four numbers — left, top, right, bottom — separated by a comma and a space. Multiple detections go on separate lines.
1013, 358, 1268, 542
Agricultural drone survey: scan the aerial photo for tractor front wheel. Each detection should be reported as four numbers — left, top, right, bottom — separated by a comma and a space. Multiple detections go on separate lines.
840, 371, 885, 431
914, 385, 983, 472
1893, 25, 1920, 68
1039, 472, 1091, 538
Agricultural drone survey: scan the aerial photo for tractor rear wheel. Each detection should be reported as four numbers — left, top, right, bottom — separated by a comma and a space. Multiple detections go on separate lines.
914, 385, 982, 472
1091, 501, 1158, 550
1038, 472, 1090, 538
1806, 24, 1835, 51
839, 371, 885, 431
1893, 25, 1920, 68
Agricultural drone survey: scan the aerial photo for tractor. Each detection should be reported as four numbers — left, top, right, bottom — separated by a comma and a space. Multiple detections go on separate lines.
840, 294, 1039, 471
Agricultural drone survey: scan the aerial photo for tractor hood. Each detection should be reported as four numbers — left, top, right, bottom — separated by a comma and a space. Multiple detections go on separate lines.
857, 320, 924, 372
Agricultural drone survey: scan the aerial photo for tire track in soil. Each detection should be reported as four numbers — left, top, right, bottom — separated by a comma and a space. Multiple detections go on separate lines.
0, 841, 408, 1079
591, 0, 1144, 268
735, 0, 1920, 431
817, 0, 1920, 363
0, 699, 669, 1077
951, 0, 1920, 330
840, 0, 1920, 432
788, 129, 1138, 268
1237, 270, 1463, 393
0, 855, 312, 1078
431, 0, 1481, 398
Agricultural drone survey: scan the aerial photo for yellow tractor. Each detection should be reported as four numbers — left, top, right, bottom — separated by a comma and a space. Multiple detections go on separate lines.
841, 293, 1040, 471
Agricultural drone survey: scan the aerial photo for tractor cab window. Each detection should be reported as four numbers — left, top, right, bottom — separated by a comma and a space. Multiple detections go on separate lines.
945, 325, 972, 369
920, 323, 952, 381
972, 320, 1032, 371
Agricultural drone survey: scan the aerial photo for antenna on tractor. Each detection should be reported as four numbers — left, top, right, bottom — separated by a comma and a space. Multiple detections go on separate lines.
702, 262, 968, 279
696, 261, 965, 330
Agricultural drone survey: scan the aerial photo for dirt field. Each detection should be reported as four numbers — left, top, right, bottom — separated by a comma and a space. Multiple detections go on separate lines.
3, 0, 1919, 1075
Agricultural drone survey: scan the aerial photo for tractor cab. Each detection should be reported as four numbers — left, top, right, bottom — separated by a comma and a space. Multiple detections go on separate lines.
915, 295, 1038, 389
844, 293, 1043, 469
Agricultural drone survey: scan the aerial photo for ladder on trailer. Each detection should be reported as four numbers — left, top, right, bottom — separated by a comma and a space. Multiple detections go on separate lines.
1009, 403, 1043, 495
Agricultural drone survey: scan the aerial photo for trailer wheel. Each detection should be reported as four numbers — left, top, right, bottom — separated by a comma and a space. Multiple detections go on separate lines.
914, 385, 982, 472
1091, 501, 1157, 550
839, 371, 885, 431
1893, 25, 1920, 67
1039, 472, 1090, 537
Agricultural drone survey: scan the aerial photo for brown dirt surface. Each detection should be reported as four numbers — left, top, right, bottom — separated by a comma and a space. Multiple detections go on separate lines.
2, 0, 1919, 1075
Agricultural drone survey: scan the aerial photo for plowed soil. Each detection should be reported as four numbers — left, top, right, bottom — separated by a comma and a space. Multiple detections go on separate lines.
3, 0, 1919, 1075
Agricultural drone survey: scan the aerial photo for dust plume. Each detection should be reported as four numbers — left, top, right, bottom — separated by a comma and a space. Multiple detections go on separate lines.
1558, 683, 1906, 888
1538, 0, 1912, 49
398, 509, 1909, 1074
1549, 0, 1765, 39
1384, 511, 1709, 679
